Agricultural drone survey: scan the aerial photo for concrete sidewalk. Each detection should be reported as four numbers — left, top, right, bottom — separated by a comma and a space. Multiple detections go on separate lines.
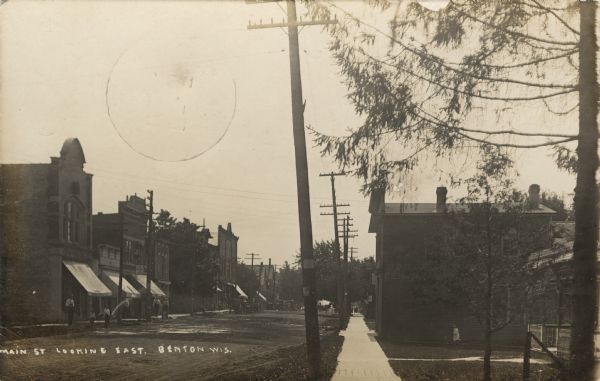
332, 314, 401, 381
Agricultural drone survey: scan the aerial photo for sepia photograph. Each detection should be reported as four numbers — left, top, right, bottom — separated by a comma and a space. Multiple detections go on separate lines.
0, 1, 597, 380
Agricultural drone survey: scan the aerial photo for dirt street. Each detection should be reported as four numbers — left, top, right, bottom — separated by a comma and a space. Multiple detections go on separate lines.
0, 311, 338, 381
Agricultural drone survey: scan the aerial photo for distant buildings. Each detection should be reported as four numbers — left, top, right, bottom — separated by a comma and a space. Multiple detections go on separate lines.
93, 194, 168, 318
368, 185, 556, 345
217, 223, 238, 285
254, 261, 275, 304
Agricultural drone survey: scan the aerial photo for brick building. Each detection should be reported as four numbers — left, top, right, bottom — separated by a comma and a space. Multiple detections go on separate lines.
0, 138, 111, 324
368, 185, 555, 345
93, 195, 167, 317
210, 223, 246, 307
217, 223, 238, 285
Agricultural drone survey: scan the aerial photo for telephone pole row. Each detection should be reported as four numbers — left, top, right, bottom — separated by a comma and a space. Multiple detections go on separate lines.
319, 171, 348, 329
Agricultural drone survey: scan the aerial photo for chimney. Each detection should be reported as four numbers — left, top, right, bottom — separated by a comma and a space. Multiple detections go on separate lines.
436, 186, 447, 213
227, 222, 232, 232
528, 184, 541, 209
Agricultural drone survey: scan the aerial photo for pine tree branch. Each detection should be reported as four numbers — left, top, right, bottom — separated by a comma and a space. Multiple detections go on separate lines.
529, 0, 580, 36
356, 47, 577, 101
329, 2, 576, 91
452, 5, 578, 46
460, 127, 577, 139
408, 104, 578, 148
453, 130, 577, 149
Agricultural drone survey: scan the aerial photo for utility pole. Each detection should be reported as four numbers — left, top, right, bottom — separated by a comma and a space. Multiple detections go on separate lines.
342, 216, 349, 322
267, 258, 272, 304
350, 247, 358, 262
247, 2, 336, 377
258, 261, 264, 306
320, 172, 347, 326
349, 246, 358, 315
245, 253, 261, 271
271, 264, 279, 304
338, 217, 358, 322
117, 209, 125, 324
145, 190, 154, 322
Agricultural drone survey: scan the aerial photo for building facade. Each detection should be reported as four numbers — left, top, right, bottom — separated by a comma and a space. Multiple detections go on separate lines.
0, 138, 111, 324
369, 185, 555, 345
528, 222, 600, 358
218, 223, 238, 285
93, 194, 167, 318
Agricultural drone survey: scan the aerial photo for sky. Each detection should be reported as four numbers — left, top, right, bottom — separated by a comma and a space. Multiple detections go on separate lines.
0, 1, 578, 268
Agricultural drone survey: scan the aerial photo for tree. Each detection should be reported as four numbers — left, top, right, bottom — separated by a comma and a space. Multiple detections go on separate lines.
297, 241, 339, 303
347, 256, 376, 305
307, 1, 596, 377
542, 191, 571, 221
155, 210, 217, 313
277, 261, 303, 303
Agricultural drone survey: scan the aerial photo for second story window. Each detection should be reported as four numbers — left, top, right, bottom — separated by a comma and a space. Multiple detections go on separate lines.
63, 201, 83, 243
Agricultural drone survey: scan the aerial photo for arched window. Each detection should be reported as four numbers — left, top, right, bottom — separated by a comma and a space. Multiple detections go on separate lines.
63, 200, 83, 243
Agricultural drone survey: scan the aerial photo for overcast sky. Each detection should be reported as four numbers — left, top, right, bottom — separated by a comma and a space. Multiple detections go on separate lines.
0, 1, 577, 268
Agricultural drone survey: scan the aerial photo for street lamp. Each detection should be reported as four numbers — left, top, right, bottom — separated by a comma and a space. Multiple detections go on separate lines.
417, 0, 450, 11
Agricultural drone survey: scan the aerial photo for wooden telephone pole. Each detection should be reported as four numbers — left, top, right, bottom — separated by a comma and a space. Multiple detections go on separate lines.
247, 1, 336, 377
118, 209, 125, 323
145, 190, 154, 322
320, 172, 348, 327
339, 216, 358, 321
245, 253, 261, 271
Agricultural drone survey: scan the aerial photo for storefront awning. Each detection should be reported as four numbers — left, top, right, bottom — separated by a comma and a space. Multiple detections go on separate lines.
257, 292, 267, 302
226, 282, 248, 299
102, 270, 141, 299
132, 274, 166, 298
63, 261, 112, 297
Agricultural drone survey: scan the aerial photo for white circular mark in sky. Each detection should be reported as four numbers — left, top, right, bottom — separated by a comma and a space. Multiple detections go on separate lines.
106, 35, 237, 162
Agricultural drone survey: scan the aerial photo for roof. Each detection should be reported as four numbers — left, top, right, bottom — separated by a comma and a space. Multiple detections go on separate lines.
60, 137, 86, 163
381, 202, 556, 215
369, 202, 555, 233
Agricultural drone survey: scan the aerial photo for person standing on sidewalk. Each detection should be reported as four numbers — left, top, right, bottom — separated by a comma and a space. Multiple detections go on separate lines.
104, 306, 111, 329
162, 299, 169, 320
452, 324, 461, 343
65, 296, 75, 326
89, 311, 95, 329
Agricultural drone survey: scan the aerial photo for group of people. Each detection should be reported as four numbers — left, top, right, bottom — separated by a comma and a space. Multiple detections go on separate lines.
65, 295, 169, 328
64, 296, 113, 329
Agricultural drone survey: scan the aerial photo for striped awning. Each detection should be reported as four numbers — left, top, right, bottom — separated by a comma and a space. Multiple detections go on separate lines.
102, 270, 141, 298
132, 274, 167, 297
63, 261, 112, 297
257, 292, 267, 302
